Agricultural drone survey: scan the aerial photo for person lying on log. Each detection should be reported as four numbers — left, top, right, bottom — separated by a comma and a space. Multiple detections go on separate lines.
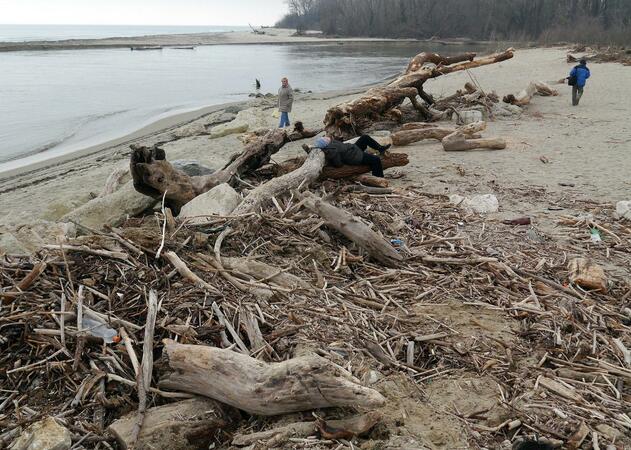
313, 135, 391, 178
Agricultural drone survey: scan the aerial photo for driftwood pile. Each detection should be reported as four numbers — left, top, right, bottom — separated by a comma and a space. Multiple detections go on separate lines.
1, 184, 631, 449
2, 48, 630, 450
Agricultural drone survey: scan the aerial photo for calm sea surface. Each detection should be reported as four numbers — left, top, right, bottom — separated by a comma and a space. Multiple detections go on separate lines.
0, 24, 249, 42
0, 30, 493, 173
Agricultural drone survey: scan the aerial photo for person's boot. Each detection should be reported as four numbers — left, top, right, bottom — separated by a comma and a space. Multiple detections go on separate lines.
379, 144, 391, 154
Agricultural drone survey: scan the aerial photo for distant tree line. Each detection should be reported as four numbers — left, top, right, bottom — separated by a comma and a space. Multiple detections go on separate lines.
276, 0, 631, 44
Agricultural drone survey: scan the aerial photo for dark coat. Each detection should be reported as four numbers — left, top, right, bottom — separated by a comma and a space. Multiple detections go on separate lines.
323, 140, 364, 166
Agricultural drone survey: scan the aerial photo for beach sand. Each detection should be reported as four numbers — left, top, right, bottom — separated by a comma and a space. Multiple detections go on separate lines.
1, 47, 629, 231
0, 27, 419, 52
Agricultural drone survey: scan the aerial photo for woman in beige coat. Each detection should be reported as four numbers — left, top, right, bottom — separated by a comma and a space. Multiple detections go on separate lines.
278, 77, 294, 128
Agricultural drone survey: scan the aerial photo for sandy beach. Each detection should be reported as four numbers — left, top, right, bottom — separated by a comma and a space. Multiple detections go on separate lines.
2, 44, 630, 450
0, 27, 423, 52
1, 47, 629, 229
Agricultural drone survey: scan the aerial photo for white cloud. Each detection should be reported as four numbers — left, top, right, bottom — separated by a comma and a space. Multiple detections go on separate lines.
0, 0, 287, 26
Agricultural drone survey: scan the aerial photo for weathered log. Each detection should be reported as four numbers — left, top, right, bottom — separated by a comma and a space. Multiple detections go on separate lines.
298, 191, 403, 266
277, 152, 409, 179
232, 149, 326, 214
393, 121, 487, 146
232, 412, 381, 447
351, 174, 389, 188
131, 125, 319, 213
157, 340, 386, 416
221, 257, 312, 290
324, 49, 514, 139
108, 397, 227, 450
503, 81, 559, 106
442, 131, 506, 152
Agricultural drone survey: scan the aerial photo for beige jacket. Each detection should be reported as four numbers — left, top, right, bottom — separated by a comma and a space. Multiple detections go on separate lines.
278, 85, 294, 112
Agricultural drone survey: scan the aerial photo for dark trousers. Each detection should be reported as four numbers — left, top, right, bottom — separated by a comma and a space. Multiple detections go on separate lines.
572, 86, 584, 106
355, 135, 385, 152
361, 153, 384, 177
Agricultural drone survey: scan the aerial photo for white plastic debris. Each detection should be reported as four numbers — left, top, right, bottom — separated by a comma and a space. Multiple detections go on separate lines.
450, 194, 499, 214
616, 201, 631, 221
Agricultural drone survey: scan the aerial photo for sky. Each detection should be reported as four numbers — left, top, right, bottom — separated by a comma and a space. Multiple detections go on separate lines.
0, 0, 288, 26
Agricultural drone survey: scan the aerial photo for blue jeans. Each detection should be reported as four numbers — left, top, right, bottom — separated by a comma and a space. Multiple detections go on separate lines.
279, 111, 290, 128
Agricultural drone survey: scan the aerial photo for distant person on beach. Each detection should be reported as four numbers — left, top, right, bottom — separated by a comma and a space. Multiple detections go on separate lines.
314, 135, 391, 178
278, 77, 294, 128
567, 59, 591, 106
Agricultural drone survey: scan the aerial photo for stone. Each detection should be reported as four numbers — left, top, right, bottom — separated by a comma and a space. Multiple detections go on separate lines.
172, 160, 215, 177
171, 122, 206, 139
178, 183, 242, 224
209, 108, 268, 138
595, 423, 622, 441
616, 200, 631, 220
9, 417, 71, 450
0, 221, 76, 256
450, 194, 499, 214
62, 181, 156, 230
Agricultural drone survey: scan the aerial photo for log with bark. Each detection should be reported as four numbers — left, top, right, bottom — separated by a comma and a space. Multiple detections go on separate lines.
157, 340, 386, 416
274, 152, 409, 180
297, 191, 403, 266
130, 124, 318, 213
324, 49, 514, 139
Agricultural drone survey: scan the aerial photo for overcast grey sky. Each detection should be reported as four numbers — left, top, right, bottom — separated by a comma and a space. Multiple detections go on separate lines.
0, 0, 288, 26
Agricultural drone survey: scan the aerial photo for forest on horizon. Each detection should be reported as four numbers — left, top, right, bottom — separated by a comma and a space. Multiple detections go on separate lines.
277, 0, 631, 45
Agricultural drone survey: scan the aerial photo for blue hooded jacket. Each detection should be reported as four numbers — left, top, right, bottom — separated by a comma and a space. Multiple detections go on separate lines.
570, 64, 591, 88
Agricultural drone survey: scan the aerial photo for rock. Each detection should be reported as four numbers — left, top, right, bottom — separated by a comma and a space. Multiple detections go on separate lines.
362, 370, 384, 385
9, 417, 71, 450
453, 110, 484, 124
172, 160, 215, 177
616, 200, 631, 220
568, 258, 607, 293
209, 108, 267, 138
0, 221, 76, 256
171, 122, 206, 139
450, 194, 499, 214
108, 398, 225, 450
62, 181, 156, 230
178, 183, 242, 224
595, 423, 622, 441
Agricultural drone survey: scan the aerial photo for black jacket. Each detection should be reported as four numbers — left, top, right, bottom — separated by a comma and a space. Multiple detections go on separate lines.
323, 140, 364, 166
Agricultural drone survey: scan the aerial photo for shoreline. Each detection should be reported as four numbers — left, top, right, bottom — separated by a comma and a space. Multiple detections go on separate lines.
0, 28, 489, 52
0, 101, 244, 180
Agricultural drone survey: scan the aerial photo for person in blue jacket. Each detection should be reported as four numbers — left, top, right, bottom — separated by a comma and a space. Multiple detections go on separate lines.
568, 59, 591, 106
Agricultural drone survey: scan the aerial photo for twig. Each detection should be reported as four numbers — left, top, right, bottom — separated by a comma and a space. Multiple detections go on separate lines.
130, 290, 158, 448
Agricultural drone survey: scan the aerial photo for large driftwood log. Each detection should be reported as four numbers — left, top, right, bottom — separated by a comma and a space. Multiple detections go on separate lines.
276, 152, 409, 179
157, 340, 386, 416
221, 257, 312, 290
232, 149, 326, 214
503, 81, 558, 106
298, 191, 403, 266
324, 49, 514, 139
442, 130, 506, 152
392, 121, 487, 146
108, 397, 228, 450
130, 125, 317, 212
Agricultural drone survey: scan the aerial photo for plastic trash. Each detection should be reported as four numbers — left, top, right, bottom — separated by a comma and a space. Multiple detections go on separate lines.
82, 317, 119, 344
590, 228, 602, 243
390, 239, 404, 246
450, 194, 499, 214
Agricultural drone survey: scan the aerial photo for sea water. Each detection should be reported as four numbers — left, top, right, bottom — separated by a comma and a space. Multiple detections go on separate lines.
0, 39, 491, 173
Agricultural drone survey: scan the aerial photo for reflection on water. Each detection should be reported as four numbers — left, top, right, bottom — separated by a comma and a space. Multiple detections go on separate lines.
0, 41, 495, 170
